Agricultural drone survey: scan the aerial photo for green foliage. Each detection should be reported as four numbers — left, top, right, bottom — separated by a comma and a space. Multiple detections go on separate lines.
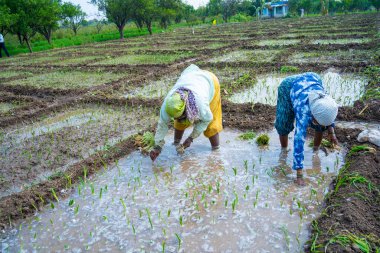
363, 67, 380, 100
256, 134, 270, 146
238, 131, 256, 140
280, 65, 300, 73
142, 131, 155, 149
335, 173, 373, 192
229, 13, 252, 22
348, 145, 376, 157
61, 2, 86, 35
309, 139, 333, 148
326, 233, 372, 253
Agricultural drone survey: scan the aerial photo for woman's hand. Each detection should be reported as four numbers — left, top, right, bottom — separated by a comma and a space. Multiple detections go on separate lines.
182, 137, 193, 149
327, 126, 338, 146
149, 146, 161, 161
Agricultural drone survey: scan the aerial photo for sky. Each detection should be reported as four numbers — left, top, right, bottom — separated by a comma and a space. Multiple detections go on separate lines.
65, 0, 208, 20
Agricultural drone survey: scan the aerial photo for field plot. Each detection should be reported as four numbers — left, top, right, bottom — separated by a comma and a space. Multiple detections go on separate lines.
229, 71, 367, 106
2, 129, 344, 252
0, 13, 379, 253
3, 71, 125, 90
0, 103, 157, 198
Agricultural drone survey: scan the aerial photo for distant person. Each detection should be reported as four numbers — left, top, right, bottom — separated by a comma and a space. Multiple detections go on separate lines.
150, 64, 223, 161
275, 72, 339, 186
212, 19, 217, 26
0, 33, 10, 58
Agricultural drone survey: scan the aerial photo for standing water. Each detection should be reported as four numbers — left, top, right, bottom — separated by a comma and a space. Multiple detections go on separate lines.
1, 129, 345, 252
229, 71, 366, 106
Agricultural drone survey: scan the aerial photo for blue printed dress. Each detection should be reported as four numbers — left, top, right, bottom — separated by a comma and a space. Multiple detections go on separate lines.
275, 72, 333, 170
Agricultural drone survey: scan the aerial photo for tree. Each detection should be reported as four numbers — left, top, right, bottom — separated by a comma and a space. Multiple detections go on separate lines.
207, 0, 223, 16
95, 18, 107, 34
371, 0, 380, 11
61, 2, 86, 35
33, 0, 61, 44
320, 0, 329, 15
91, 0, 133, 39
156, 0, 181, 29
0, 4, 13, 35
221, 0, 240, 22
2, 0, 38, 52
133, 0, 158, 35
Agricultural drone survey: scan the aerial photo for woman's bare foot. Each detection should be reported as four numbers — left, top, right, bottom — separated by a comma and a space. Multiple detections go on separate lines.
295, 169, 306, 186
294, 177, 306, 186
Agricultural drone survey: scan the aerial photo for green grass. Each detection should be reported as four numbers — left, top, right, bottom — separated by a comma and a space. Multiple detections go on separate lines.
5, 71, 125, 89
1, 22, 189, 57
91, 53, 194, 65
209, 49, 281, 63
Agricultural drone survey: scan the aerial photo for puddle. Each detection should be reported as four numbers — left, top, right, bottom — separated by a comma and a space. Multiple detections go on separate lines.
90, 53, 194, 65
1, 129, 345, 253
229, 71, 366, 106
288, 50, 376, 64
312, 38, 372, 45
124, 75, 178, 99
257, 40, 300, 46
4, 109, 104, 143
7, 71, 125, 89
0, 102, 25, 114
208, 50, 281, 63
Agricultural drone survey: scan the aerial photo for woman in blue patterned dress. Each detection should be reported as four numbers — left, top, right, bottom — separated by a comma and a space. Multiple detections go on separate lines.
275, 72, 339, 186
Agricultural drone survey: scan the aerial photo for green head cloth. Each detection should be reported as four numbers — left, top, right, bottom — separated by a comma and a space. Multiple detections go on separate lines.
165, 92, 185, 118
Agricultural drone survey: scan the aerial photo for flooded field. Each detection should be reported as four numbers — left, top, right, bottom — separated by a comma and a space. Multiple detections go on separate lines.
1, 129, 344, 252
229, 71, 367, 106
0, 13, 378, 252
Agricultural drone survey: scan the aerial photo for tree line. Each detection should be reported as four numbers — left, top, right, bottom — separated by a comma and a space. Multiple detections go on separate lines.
1, 0, 378, 53
0, 0, 86, 52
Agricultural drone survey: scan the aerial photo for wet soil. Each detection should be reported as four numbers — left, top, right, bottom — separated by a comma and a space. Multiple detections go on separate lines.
307, 143, 380, 252
0, 136, 138, 230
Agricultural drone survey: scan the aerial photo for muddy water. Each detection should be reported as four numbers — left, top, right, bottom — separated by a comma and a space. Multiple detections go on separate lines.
1, 129, 345, 253
124, 75, 177, 99
229, 71, 366, 106
3, 109, 104, 143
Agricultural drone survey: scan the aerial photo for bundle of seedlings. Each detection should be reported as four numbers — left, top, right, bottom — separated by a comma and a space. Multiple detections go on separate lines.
135, 131, 155, 155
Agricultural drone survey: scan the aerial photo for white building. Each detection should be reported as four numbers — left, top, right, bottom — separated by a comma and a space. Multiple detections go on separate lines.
262, 1, 289, 18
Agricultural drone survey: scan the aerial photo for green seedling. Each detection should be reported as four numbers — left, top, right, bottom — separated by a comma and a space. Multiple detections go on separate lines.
238, 131, 256, 140
175, 233, 182, 250
162, 240, 166, 253
51, 188, 59, 202
69, 199, 75, 207
335, 173, 373, 192
74, 205, 79, 215
256, 134, 270, 146
232, 167, 237, 176
179, 215, 183, 226
280, 225, 290, 250
280, 65, 299, 73
146, 208, 153, 229
120, 198, 127, 213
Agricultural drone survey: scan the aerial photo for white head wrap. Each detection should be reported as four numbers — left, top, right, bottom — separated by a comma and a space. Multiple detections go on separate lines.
309, 91, 338, 126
